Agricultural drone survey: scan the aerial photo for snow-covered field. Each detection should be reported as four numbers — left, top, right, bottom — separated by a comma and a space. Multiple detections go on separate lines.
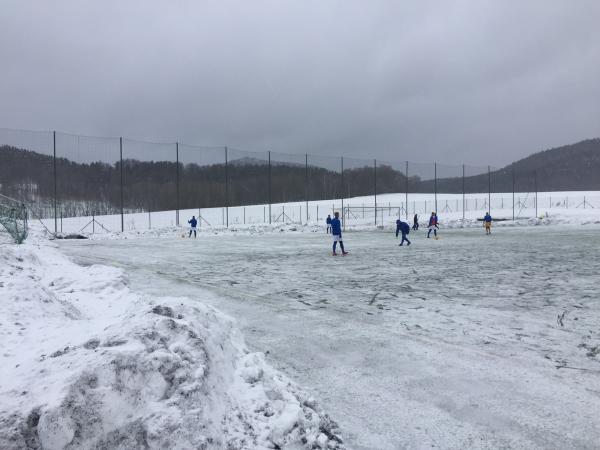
55, 220, 600, 449
0, 234, 344, 449
3, 190, 600, 449
40, 191, 600, 235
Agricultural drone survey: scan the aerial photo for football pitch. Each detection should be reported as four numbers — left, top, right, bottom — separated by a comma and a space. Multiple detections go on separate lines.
60, 225, 600, 449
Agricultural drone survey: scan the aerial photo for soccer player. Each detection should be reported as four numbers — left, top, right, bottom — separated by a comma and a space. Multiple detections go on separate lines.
427, 212, 438, 239
330, 212, 348, 255
398, 220, 411, 246
188, 215, 198, 238
484, 212, 492, 235
413, 213, 419, 231
326, 214, 332, 234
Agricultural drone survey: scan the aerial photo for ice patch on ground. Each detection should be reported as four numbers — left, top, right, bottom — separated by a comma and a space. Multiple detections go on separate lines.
0, 235, 344, 449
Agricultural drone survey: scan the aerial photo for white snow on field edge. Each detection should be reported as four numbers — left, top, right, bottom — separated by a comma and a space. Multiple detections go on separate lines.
46, 209, 600, 241
0, 235, 345, 449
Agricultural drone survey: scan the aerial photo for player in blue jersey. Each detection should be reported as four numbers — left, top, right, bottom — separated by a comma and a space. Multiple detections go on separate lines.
188, 216, 198, 238
397, 220, 411, 246
330, 212, 348, 255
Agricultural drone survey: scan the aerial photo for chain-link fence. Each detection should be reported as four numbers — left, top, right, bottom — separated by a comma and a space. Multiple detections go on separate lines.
1, 127, 598, 234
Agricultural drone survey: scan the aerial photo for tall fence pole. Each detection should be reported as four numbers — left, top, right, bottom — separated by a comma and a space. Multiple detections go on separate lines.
405, 160, 408, 220
176, 142, 180, 226
374, 159, 377, 226
268, 150, 272, 224
120, 137, 124, 232
462, 164, 465, 221
434, 162, 438, 213
225, 146, 229, 228
488, 165, 491, 213
305, 153, 309, 224
53, 131, 57, 234
512, 166, 515, 220
341, 156, 345, 231
534, 170, 538, 217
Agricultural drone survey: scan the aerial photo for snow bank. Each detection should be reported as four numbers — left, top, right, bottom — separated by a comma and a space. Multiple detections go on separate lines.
0, 236, 344, 449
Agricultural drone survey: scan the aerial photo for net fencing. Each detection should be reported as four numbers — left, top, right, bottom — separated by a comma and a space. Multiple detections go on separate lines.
1, 127, 596, 234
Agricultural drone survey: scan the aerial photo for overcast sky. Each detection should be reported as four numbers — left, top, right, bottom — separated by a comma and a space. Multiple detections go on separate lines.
1, 0, 599, 167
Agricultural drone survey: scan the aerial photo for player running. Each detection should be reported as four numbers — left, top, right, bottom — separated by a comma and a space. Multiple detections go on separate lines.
427, 212, 438, 239
484, 212, 492, 235
188, 215, 198, 238
397, 219, 411, 246
330, 212, 348, 255
326, 214, 332, 234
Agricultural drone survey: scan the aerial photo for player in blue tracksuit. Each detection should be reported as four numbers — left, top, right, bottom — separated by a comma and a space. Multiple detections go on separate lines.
427, 212, 438, 238
326, 215, 332, 234
398, 220, 411, 246
330, 212, 348, 255
188, 216, 198, 238
483, 212, 492, 235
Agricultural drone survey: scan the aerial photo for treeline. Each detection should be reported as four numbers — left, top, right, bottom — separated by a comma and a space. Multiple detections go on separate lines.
0, 146, 417, 217
2, 137, 600, 218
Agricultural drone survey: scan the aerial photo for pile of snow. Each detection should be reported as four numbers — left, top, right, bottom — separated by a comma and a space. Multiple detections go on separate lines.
0, 235, 344, 449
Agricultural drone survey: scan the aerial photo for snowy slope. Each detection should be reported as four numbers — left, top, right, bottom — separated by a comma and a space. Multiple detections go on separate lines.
0, 235, 344, 449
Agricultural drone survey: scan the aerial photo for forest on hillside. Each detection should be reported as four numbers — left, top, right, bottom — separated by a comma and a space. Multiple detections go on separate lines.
1, 138, 599, 218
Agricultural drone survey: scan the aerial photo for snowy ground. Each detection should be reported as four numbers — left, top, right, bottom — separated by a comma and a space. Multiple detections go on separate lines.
0, 234, 344, 449
58, 223, 600, 449
39, 190, 600, 234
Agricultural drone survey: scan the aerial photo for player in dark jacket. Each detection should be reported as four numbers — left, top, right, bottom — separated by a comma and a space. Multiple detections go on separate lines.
330, 212, 348, 255
188, 216, 198, 238
398, 220, 411, 246
427, 212, 438, 238
413, 214, 419, 231
326, 215, 332, 234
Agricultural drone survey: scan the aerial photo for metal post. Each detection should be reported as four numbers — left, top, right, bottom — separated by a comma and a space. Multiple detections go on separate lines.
434, 162, 438, 213
488, 165, 491, 214
341, 156, 345, 231
92, 212, 95, 233
534, 170, 538, 217
225, 146, 229, 228
305, 153, 309, 224
120, 137, 124, 232
53, 131, 57, 234
462, 164, 465, 221
268, 151, 272, 224
405, 161, 409, 220
176, 142, 180, 226
512, 167, 515, 220
374, 159, 377, 225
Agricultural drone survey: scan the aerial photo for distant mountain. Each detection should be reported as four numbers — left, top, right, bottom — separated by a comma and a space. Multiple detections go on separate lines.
429, 138, 600, 193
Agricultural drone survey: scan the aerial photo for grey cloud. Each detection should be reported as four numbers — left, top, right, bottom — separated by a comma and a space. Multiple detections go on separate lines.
1, 0, 599, 167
